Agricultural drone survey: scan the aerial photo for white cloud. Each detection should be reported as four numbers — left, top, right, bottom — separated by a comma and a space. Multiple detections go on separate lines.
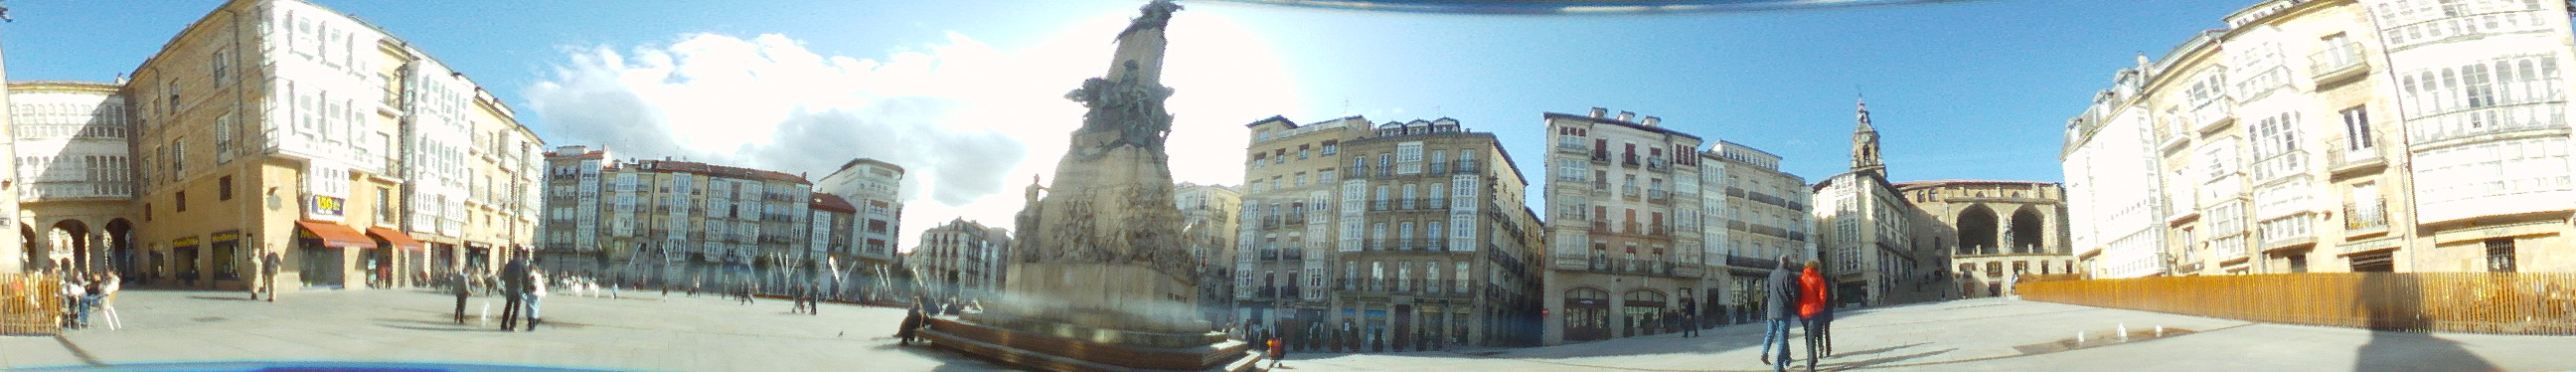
524, 9, 1300, 252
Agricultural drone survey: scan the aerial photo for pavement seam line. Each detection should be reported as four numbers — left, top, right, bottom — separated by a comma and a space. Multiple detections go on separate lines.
52, 335, 107, 367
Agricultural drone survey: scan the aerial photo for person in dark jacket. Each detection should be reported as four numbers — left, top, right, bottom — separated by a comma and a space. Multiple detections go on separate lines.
897, 297, 927, 345
1816, 266, 1837, 357
452, 269, 473, 324
499, 257, 529, 331
1757, 255, 1800, 372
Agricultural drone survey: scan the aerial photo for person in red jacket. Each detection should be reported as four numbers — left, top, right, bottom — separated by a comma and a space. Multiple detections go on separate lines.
1798, 260, 1827, 371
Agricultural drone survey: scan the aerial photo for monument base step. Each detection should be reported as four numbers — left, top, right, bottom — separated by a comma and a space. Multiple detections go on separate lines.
923, 316, 1257, 372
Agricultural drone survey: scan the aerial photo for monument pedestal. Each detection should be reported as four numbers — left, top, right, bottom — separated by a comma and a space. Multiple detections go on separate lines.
922, 313, 1260, 372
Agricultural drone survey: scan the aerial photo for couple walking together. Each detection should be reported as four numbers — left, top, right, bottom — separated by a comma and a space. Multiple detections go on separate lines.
1758, 256, 1836, 372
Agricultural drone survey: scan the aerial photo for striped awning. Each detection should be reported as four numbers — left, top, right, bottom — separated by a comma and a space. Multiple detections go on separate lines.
294, 220, 374, 249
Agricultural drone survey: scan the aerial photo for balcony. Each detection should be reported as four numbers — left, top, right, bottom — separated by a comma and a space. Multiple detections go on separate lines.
1260, 249, 1280, 261
1647, 157, 1671, 171
1621, 154, 1641, 168
1349, 166, 1372, 179
2249, 152, 2307, 182
1623, 186, 1642, 200
1648, 225, 1671, 237
1725, 255, 1781, 270
1455, 159, 1479, 172
1591, 182, 1613, 196
1589, 151, 1611, 164
2308, 42, 2368, 86
1370, 201, 1390, 211
1555, 140, 1590, 153
1429, 163, 1450, 175
2343, 200, 2388, 238
2328, 145, 2385, 176
1647, 189, 1671, 203
1622, 222, 1641, 235
1590, 222, 1612, 234
2190, 100, 2235, 133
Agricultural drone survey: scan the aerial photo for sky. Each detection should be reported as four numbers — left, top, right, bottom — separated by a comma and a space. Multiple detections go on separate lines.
0, 0, 2261, 251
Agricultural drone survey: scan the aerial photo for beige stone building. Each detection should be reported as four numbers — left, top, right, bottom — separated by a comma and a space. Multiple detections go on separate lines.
1892, 180, 2074, 298
9, 82, 137, 276
1233, 115, 1368, 341
1540, 108, 1706, 345
1234, 115, 1544, 352
2065, 0, 2575, 277
1697, 140, 1814, 324
0, 28, 24, 274
1174, 182, 1240, 323
908, 218, 1008, 301
121, 0, 544, 291
1809, 101, 1949, 307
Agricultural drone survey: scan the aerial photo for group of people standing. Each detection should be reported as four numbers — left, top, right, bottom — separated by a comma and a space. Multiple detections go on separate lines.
452, 252, 547, 332
1758, 256, 1836, 372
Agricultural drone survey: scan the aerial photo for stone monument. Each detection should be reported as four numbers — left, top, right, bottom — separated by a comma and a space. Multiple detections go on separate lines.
922, 2, 1258, 371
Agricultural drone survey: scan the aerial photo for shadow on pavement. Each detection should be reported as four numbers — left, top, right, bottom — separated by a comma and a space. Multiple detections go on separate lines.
2356, 274, 2495, 372
1818, 347, 1952, 371
184, 295, 255, 301
374, 318, 486, 332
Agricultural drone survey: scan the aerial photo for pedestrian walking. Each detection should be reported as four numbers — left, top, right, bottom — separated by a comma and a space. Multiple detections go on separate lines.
1817, 268, 1837, 357
1757, 255, 1800, 372
246, 255, 264, 300
1265, 335, 1285, 370
499, 257, 529, 331
527, 267, 548, 331
452, 269, 473, 324
262, 251, 282, 302
1681, 296, 1700, 337
1799, 260, 1828, 371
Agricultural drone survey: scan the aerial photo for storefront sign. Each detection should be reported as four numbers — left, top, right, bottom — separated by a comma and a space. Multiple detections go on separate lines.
212, 231, 242, 243
309, 195, 346, 219
173, 237, 200, 248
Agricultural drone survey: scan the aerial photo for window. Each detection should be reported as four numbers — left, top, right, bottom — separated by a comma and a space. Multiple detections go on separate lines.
1321, 140, 1338, 155
176, 191, 189, 212
380, 187, 398, 224
211, 49, 232, 85
2487, 239, 2516, 273
1319, 169, 1337, 182
1299, 145, 1311, 160
219, 176, 235, 200
2341, 106, 2372, 150
171, 137, 186, 180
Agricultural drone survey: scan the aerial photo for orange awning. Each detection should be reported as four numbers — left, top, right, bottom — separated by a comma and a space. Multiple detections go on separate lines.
294, 220, 375, 249
367, 227, 424, 251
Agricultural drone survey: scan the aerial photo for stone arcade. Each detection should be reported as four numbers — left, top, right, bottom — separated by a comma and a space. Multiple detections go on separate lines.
919, 2, 1261, 371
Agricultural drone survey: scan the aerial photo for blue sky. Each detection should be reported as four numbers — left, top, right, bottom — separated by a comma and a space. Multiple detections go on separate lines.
0, 0, 2259, 241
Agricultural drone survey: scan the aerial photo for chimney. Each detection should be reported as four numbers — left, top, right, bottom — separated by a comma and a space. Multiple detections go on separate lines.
1589, 107, 1608, 118
1641, 116, 1661, 127
1616, 111, 1636, 122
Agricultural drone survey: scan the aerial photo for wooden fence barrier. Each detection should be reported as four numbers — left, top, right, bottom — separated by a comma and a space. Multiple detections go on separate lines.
1, 273, 66, 335
2017, 273, 2576, 335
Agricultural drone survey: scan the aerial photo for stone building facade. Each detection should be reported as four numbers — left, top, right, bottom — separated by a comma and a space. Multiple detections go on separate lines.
10, 82, 137, 276
908, 218, 1008, 302
1892, 180, 2075, 298
121, 0, 544, 291
1173, 182, 1240, 324
1810, 101, 1950, 307
812, 158, 906, 299
1539, 108, 1707, 345
538, 153, 815, 291
1235, 115, 1545, 352
1698, 140, 1815, 324
2063, 0, 2576, 277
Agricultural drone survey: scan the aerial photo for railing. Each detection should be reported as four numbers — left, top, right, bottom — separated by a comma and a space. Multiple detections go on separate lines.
1556, 140, 1590, 153
1646, 157, 1670, 171
2019, 274, 2576, 335
1725, 255, 1781, 270
1590, 151, 1611, 163
1623, 186, 1642, 199
1591, 182, 1612, 196
2344, 200, 2388, 234
1648, 189, 1671, 203
2331, 145, 2382, 169
1621, 154, 1640, 167
2, 273, 66, 335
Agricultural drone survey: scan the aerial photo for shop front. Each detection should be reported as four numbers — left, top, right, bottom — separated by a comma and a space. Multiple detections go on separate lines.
1561, 287, 1609, 342
293, 220, 375, 288
210, 232, 243, 290
173, 237, 202, 287
367, 227, 424, 287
